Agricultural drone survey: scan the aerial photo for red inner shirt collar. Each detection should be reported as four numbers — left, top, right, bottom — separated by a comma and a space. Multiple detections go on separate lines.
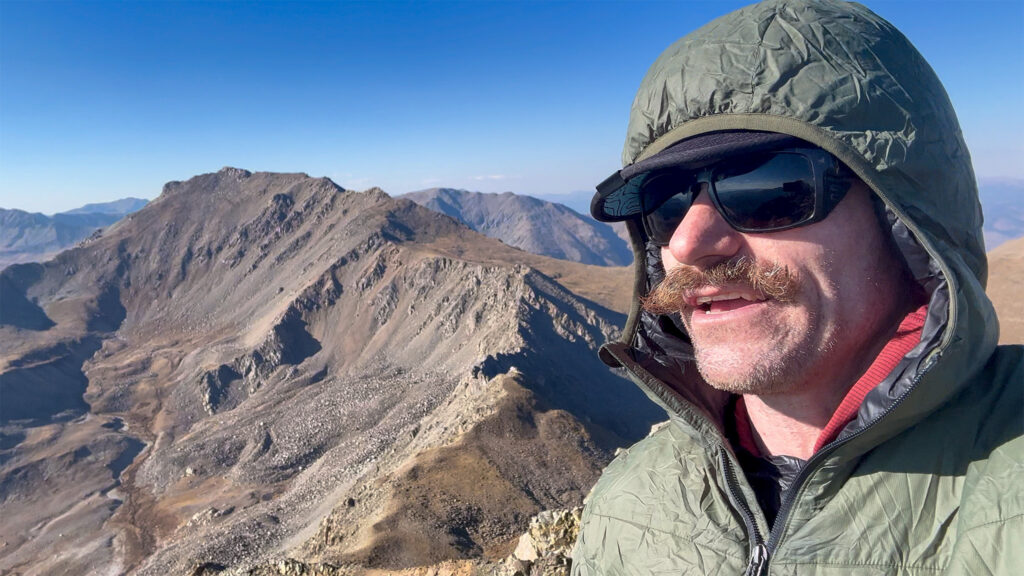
734, 304, 929, 458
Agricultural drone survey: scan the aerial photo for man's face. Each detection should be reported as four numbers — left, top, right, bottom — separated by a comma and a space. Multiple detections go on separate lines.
656, 178, 912, 396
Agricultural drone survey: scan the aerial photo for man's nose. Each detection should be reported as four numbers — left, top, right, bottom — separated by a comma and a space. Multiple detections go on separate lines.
664, 188, 743, 267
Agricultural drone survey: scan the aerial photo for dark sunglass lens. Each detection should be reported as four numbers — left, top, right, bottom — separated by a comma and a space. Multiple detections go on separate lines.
646, 193, 694, 245
640, 172, 694, 245
713, 154, 815, 230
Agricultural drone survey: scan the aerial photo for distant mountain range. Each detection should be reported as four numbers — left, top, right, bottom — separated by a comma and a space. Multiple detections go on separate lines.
400, 188, 633, 266
532, 190, 596, 219
978, 178, 1024, 250
60, 197, 149, 215
8, 177, 1012, 274
0, 197, 149, 268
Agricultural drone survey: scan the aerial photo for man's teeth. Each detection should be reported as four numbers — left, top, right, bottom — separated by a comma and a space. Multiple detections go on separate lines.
694, 293, 765, 305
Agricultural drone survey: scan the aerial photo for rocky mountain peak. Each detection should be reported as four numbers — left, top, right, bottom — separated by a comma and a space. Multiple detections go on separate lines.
219, 166, 254, 179
0, 169, 658, 575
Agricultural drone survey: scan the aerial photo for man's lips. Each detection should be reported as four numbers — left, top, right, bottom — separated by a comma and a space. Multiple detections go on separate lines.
684, 290, 767, 314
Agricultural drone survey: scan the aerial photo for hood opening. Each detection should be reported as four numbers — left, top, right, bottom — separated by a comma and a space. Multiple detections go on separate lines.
602, 201, 952, 453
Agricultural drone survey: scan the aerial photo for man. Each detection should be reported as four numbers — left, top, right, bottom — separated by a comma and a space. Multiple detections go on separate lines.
571, 1, 1022, 575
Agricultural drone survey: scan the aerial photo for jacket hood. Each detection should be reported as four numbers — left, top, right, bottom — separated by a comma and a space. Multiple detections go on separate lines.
603, 0, 999, 456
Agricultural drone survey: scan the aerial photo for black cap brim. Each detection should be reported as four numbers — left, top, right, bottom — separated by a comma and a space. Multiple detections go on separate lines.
592, 131, 803, 222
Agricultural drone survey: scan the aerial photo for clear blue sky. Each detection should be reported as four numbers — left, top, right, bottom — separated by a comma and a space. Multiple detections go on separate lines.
1, 0, 1021, 214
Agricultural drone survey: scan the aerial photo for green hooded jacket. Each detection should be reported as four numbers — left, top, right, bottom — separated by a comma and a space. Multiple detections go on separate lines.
570, 1, 1024, 574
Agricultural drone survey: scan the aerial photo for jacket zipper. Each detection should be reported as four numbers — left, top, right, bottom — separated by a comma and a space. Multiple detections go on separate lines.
727, 365, 928, 575
744, 543, 770, 576
763, 361, 936, 555
607, 347, 773, 573
720, 451, 768, 575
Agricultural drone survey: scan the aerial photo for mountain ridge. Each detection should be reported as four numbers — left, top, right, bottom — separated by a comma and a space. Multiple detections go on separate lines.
61, 197, 150, 216
0, 167, 657, 575
400, 187, 633, 267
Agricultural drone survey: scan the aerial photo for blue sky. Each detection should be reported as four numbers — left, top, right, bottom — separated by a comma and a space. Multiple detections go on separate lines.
1, 0, 1022, 214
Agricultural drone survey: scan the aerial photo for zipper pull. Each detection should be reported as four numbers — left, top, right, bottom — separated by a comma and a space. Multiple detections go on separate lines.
744, 543, 769, 576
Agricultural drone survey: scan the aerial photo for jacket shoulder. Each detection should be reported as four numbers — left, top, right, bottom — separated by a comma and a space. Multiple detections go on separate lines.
946, 347, 1024, 575
571, 422, 749, 576
956, 345, 1024, 532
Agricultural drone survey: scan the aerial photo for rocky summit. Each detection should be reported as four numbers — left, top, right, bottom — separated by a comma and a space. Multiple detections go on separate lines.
0, 168, 659, 575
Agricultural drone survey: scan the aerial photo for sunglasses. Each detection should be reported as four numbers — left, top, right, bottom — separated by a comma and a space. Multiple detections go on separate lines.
632, 148, 855, 246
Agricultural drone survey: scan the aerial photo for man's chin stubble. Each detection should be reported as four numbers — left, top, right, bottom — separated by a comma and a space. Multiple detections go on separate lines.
689, 316, 837, 396
692, 343, 799, 395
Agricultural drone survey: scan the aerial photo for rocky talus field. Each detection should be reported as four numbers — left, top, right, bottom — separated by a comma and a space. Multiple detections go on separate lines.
0, 168, 657, 575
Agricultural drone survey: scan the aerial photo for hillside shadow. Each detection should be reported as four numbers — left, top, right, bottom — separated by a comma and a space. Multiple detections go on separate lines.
467, 270, 663, 447
0, 264, 56, 330
475, 296, 663, 450
0, 336, 101, 425
86, 285, 127, 332
107, 436, 147, 482
276, 314, 322, 365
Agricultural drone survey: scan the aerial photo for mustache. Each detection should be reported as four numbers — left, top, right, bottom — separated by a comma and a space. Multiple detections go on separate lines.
642, 257, 799, 315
